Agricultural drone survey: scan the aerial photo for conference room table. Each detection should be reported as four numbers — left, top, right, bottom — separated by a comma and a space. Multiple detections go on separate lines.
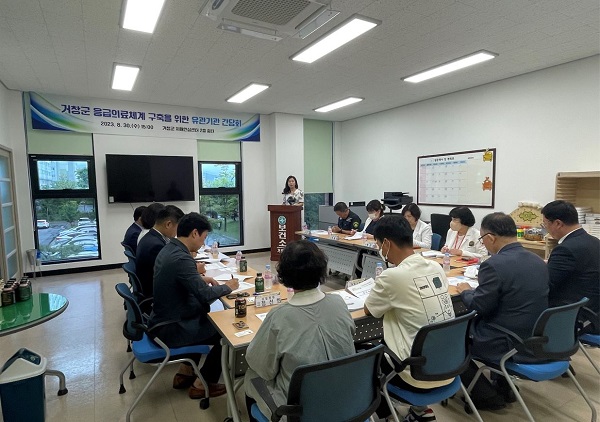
208, 250, 472, 422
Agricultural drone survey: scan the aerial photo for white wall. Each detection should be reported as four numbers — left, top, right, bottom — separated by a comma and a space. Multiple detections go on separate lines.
273, 113, 305, 201
336, 56, 600, 224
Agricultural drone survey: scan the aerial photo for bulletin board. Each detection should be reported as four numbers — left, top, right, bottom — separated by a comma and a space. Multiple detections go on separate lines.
417, 148, 496, 208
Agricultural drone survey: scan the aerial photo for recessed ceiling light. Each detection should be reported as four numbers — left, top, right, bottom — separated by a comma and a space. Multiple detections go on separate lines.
122, 0, 166, 33
227, 83, 270, 103
403, 51, 498, 83
315, 97, 363, 113
112, 64, 140, 91
291, 14, 380, 64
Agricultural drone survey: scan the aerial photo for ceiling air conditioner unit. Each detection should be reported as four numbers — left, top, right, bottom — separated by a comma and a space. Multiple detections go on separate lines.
200, 0, 339, 41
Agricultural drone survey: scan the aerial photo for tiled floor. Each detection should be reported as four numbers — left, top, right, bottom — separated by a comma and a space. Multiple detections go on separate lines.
1, 251, 598, 422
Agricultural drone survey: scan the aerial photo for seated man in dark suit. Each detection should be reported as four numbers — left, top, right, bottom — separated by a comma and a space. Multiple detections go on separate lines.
149, 212, 238, 398
454, 212, 549, 409
136, 205, 183, 297
542, 200, 600, 323
332, 202, 361, 235
122, 206, 146, 254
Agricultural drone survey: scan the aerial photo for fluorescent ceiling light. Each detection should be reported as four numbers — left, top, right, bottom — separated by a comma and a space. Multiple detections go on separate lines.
227, 83, 270, 103
403, 51, 498, 83
122, 0, 165, 33
315, 97, 363, 113
291, 14, 380, 63
112, 64, 140, 91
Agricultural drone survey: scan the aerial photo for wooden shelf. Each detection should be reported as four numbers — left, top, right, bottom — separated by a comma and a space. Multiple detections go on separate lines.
555, 171, 600, 213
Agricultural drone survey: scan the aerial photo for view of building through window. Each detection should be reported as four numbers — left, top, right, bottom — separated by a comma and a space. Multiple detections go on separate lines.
31, 157, 99, 263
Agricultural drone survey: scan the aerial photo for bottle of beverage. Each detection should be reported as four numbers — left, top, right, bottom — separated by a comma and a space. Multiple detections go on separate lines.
287, 286, 294, 300
264, 264, 273, 290
239, 256, 248, 273
211, 241, 219, 259
235, 294, 247, 318
327, 226, 333, 238
443, 252, 451, 274
375, 262, 384, 277
255, 272, 265, 293
235, 250, 242, 269
361, 231, 367, 244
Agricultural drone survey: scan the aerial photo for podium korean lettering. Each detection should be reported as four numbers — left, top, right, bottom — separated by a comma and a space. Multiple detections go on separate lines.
277, 215, 287, 254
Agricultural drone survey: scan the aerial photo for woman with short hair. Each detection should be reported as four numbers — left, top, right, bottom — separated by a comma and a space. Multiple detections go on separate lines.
441, 206, 488, 258
401, 203, 432, 248
244, 240, 356, 420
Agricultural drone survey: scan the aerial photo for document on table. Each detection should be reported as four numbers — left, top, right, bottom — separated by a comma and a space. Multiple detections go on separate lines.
329, 290, 365, 311
346, 277, 375, 299
345, 232, 363, 240
214, 274, 254, 282
447, 276, 479, 288
255, 312, 268, 322
215, 280, 255, 293
204, 262, 228, 270
310, 230, 328, 235
421, 250, 445, 258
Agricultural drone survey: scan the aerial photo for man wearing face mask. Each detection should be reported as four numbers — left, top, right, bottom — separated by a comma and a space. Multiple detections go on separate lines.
441, 206, 488, 258
364, 215, 455, 422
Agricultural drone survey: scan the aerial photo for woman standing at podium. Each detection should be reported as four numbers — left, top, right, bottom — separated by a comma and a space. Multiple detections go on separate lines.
282, 175, 304, 205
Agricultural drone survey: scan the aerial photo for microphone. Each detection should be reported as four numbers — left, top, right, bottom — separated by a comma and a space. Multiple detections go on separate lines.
287, 196, 296, 205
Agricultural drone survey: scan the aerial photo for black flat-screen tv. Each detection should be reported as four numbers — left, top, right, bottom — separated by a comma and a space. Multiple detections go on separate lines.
106, 154, 195, 203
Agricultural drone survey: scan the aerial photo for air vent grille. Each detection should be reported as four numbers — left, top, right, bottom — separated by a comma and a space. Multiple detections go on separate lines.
231, 0, 311, 26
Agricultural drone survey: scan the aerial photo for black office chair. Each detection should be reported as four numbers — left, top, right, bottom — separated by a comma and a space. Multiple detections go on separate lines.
430, 214, 452, 247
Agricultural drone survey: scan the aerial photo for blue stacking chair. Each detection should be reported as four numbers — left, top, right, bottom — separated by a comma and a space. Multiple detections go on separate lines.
250, 345, 385, 422
382, 311, 483, 422
467, 298, 597, 422
123, 248, 136, 266
115, 283, 213, 422
578, 307, 600, 375
121, 241, 136, 256
431, 233, 442, 251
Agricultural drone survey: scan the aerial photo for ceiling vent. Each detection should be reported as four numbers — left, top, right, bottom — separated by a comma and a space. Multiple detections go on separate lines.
201, 0, 338, 41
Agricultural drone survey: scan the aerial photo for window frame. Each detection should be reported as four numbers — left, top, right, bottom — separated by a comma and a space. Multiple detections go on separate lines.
198, 161, 244, 247
29, 154, 101, 263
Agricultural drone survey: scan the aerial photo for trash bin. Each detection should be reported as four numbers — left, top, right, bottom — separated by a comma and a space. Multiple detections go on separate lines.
0, 348, 47, 422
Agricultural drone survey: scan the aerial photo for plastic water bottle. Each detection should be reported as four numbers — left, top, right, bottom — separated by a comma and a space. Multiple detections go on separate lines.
235, 250, 242, 269
302, 221, 309, 235
211, 241, 219, 259
287, 287, 294, 300
443, 252, 451, 274
361, 231, 367, 244
327, 226, 333, 238
375, 262, 384, 277
264, 264, 273, 290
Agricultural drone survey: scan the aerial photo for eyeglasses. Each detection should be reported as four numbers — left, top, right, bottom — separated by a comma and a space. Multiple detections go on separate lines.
478, 233, 491, 242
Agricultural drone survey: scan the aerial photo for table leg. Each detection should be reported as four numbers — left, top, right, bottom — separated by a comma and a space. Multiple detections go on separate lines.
221, 340, 241, 422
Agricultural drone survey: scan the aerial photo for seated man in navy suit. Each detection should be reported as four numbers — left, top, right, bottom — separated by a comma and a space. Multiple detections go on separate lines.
542, 200, 600, 331
454, 212, 549, 409
136, 205, 183, 297
122, 206, 146, 254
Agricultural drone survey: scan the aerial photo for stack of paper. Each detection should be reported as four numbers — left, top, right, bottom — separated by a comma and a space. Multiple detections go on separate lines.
329, 290, 365, 311
421, 250, 444, 258
310, 230, 329, 236
345, 232, 363, 240
447, 276, 479, 288
346, 277, 375, 300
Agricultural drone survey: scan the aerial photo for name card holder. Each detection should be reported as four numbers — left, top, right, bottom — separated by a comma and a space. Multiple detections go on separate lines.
255, 291, 282, 308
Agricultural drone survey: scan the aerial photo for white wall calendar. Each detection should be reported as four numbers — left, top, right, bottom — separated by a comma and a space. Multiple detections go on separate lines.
417, 148, 496, 208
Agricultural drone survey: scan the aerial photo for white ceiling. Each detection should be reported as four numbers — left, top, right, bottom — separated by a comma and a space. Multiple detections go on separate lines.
0, 0, 598, 121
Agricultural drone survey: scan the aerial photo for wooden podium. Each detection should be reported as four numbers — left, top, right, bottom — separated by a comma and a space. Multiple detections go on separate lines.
268, 205, 303, 261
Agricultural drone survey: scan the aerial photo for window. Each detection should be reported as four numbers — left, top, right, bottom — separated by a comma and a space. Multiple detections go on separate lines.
29, 155, 100, 263
304, 193, 334, 230
199, 162, 243, 247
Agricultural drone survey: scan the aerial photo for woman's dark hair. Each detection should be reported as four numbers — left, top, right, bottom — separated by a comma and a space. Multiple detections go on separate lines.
177, 212, 212, 237
277, 240, 328, 290
366, 200, 385, 215
449, 206, 476, 227
140, 203, 165, 229
401, 203, 421, 220
541, 200, 579, 225
480, 212, 517, 237
373, 214, 413, 248
282, 176, 298, 194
